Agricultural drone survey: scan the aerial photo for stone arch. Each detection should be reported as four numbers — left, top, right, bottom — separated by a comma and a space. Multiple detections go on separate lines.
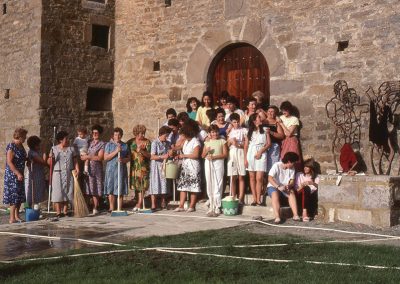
185, 22, 285, 96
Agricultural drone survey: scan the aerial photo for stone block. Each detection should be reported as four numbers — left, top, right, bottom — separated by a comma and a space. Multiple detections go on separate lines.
224, 0, 248, 19
371, 209, 393, 228
259, 41, 285, 77
201, 28, 231, 52
337, 208, 372, 226
361, 186, 393, 209
186, 43, 210, 84
285, 43, 300, 60
319, 183, 359, 204
270, 79, 304, 96
169, 87, 182, 102
242, 19, 263, 45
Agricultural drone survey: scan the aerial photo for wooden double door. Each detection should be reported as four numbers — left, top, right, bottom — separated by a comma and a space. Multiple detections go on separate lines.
209, 44, 270, 109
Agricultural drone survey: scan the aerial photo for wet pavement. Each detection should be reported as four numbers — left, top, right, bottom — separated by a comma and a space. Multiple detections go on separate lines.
0, 208, 248, 261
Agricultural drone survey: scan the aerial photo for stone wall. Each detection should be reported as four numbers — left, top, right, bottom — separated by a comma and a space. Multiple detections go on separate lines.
0, 0, 42, 199
40, 0, 115, 142
114, 0, 400, 172
319, 175, 400, 227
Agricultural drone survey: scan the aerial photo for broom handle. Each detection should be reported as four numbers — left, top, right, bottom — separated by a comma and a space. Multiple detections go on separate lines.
31, 159, 34, 207
173, 179, 175, 202
47, 148, 53, 213
117, 151, 121, 211
209, 157, 214, 212
47, 126, 56, 213
230, 161, 233, 197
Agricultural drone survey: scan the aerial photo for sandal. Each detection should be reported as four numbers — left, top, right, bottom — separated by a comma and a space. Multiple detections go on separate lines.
292, 216, 300, 221
250, 202, 257, 206
303, 216, 310, 222
173, 207, 185, 212
186, 207, 196, 213
274, 218, 281, 224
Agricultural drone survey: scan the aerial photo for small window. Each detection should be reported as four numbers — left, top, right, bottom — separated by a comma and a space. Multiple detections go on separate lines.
337, 41, 349, 52
89, 0, 106, 3
2, 3, 6, 15
91, 24, 109, 49
153, 61, 160, 71
165, 0, 172, 7
86, 87, 112, 111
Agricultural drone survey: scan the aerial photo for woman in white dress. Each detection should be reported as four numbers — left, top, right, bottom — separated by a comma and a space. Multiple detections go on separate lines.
244, 113, 271, 206
175, 124, 201, 212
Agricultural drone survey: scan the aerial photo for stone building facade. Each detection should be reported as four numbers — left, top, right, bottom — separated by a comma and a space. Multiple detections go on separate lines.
1, 0, 400, 199
114, 0, 400, 171
0, 0, 115, 198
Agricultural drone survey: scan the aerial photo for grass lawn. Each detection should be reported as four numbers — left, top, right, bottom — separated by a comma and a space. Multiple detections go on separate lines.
1, 225, 400, 283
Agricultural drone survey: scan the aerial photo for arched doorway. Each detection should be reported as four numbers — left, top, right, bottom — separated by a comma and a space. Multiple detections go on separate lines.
207, 43, 270, 109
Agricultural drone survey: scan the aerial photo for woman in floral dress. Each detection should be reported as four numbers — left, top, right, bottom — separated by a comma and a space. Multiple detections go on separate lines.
4, 128, 28, 224
130, 125, 151, 211
175, 124, 201, 212
81, 124, 105, 215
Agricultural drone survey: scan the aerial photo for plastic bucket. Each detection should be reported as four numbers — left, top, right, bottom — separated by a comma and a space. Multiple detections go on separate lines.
165, 160, 179, 179
222, 199, 239, 216
25, 208, 40, 222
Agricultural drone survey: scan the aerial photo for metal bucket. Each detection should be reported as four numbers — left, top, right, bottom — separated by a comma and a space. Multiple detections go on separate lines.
165, 160, 180, 179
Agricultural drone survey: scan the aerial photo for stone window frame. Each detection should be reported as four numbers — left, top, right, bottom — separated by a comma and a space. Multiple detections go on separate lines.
82, 0, 107, 10
85, 83, 114, 112
84, 15, 114, 51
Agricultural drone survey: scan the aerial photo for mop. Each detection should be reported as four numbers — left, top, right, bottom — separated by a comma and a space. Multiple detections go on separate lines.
111, 152, 128, 217
139, 177, 152, 214
26, 161, 40, 222
47, 126, 56, 213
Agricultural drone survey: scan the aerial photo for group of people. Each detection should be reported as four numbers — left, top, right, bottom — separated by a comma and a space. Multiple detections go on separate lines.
3, 90, 319, 224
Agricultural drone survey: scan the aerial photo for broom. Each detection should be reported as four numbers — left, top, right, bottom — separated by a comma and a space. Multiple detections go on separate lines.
72, 170, 89, 217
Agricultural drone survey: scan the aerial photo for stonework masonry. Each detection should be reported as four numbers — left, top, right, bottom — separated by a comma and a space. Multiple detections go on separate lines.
114, 0, 400, 172
2, 0, 400, 209
0, 0, 115, 198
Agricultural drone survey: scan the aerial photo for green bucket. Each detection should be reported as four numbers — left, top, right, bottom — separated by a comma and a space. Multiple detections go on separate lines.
222, 199, 239, 216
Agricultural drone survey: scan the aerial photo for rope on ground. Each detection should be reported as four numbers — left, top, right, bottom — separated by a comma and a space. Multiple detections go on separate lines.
137, 212, 400, 240
155, 248, 400, 271
0, 231, 125, 247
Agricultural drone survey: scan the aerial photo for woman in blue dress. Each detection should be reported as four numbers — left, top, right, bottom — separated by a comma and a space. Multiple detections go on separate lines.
104, 127, 130, 212
3, 128, 28, 224
149, 126, 172, 210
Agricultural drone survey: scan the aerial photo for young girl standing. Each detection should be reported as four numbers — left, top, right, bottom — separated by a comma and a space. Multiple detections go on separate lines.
202, 125, 228, 215
244, 113, 271, 206
226, 113, 247, 204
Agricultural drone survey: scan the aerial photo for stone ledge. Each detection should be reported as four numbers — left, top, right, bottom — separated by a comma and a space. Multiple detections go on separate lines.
319, 175, 400, 227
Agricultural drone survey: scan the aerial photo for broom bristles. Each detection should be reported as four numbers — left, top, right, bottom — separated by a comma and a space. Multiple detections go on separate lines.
72, 170, 89, 218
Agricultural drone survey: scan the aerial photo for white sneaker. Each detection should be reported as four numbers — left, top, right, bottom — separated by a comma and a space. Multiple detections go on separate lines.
186, 207, 195, 213
92, 209, 99, 215
132, 207, 139, 212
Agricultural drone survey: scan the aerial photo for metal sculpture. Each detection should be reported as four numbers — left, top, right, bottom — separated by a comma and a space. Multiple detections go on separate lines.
367, 81, 400, 175
326, 80, 369, 173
